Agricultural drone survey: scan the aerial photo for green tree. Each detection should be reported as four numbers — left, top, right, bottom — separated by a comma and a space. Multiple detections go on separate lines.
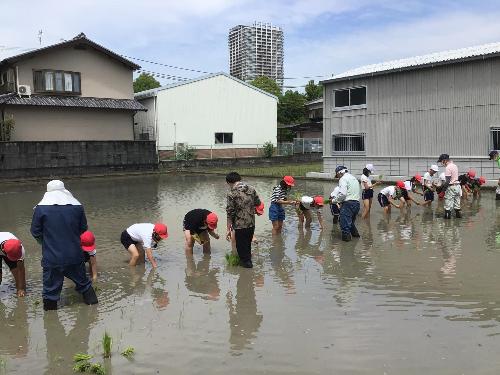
278, 90, 307, 125
250, 76, 281, 97
133, 73, 161, 93
304, 80, 323, 101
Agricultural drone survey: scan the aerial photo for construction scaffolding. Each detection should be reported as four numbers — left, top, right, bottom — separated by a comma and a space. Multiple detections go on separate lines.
228, 22, 284, 88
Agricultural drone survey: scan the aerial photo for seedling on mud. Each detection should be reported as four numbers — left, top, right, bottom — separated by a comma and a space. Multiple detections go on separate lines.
121, 346, 135, 358
225, 252, 240, 266
72, 360, 91, 373
90, 363, 106, 375
102, 332, 112, 358
73, 353, 93, 362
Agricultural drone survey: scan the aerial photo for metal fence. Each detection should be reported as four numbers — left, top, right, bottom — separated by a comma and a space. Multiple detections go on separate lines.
292, 138, 323, 154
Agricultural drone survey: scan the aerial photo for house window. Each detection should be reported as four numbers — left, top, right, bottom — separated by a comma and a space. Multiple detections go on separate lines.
491, 127, 500, 151
333, 86, 366, 110
33, 70, 81, 94
332, 133, 366, 154
215, 132, 233, 144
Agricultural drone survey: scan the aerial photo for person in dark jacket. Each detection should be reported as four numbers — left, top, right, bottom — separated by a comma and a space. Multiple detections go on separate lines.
30, 180, 98, 311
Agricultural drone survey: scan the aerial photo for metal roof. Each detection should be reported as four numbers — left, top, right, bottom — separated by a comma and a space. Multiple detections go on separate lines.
322, 41, 500, 83
0, 93, 146, 111
0, 33, 140, 70
134, 72, 279, 100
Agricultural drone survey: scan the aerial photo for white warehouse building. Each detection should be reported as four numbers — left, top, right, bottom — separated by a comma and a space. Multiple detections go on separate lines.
134, 72, 278, 159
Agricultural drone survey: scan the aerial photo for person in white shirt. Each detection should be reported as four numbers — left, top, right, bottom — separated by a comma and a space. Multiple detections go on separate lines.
296, 195, 325, 229
420, 165, 440, 206
377, 181, 406, 214
360, 163, 381, 219
120, 223, 168, 268
330, 187, 341, 225
0, 232, 26, 297
335, 166, 361, 241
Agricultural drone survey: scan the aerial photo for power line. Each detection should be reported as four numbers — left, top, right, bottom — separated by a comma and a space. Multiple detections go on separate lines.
136, 69, 190, 81
123, 55, 212, 75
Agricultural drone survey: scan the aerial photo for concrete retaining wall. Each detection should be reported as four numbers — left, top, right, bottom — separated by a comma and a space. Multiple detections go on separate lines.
160, 153, 321, 170
0, 141, 158, 179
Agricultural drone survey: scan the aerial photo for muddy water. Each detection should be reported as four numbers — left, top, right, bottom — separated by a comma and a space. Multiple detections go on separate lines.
0, 174, 500, 374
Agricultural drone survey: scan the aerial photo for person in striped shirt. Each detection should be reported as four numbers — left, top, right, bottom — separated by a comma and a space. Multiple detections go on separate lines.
269, 176, 297, 235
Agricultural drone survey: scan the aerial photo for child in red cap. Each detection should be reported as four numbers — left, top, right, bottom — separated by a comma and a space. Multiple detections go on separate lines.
183, 209, 220, 255
269, 175, 297, 235
296, 195, 325, 229
120, 223, 168, 268
0, 232, 26, 297
377, 182, 407, 214
81, 231, 97, 281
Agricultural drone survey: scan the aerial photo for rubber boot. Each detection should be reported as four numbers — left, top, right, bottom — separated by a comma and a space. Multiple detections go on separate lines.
444, 210, 451, 219
351, 228, 360, 238
332, 215, 339, 224
341, 233, 352, 242
82, 287, 98, 305
240, 259, 253, 268
455, 209, 462, 218
43, 299, 58, 311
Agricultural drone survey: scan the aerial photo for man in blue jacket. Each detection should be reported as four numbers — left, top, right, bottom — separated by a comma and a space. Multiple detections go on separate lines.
31, 180, 98, 311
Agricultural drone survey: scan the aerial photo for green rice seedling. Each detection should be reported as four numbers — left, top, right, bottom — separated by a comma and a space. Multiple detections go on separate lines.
73, 353, 93, 363
225, 252, 240, 266
120, 346, 135, 358
102, 332, 112, 358
72, 360, 91, 373
90, 363, 106, 375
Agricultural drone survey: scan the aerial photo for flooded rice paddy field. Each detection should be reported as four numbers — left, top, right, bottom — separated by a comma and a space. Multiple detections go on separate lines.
1, 174, 500, 374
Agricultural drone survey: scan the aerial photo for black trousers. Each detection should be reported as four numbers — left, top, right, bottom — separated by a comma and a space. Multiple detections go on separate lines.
234, 226, 255, 263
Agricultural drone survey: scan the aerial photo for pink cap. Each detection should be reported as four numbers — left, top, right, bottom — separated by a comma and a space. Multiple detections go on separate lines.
467, 170, 476, 178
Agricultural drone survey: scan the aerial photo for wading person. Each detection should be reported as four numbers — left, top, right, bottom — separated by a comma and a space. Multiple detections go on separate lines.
80, 231, 97, 282
403, 179, 422, 208
335, 166, 361, 242
360, 164, 380, 219
437, 154, 462, 219
226, 172, 262, 268
420, 165, 440, 207
269, 175, 296, 235
120, 222, 168, 268
296, 195, 325, 230
378, 181, 406, 214
0, 233, 26, 297
458, 170, 475, 200
30, 180, 98, 310
330, 186, 341, 225
490, 151, 500, 200
183, 209, 219, 255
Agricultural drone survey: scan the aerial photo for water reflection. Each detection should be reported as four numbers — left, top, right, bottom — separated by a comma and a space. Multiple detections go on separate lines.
227, 270, 263, 353
0, 301, 29, 358
184, 254, 220, 301
268, 236, 296, 294
43, 306, 97, 375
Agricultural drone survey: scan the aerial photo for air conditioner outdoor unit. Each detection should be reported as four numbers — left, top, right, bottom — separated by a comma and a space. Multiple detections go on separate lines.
18, 85, 31, 96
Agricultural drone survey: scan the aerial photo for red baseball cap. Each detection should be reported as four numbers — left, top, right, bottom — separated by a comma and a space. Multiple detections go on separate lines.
206, 212, 218, 230
2, 239, 23, 261
154, 223, 169, 239
255, 202, 265, 215
313, 196, 324, 206
467, 169, 476, 178
80, 231, 95, 252
479, 176, 486, 185
396, 180, 405, 189
283, 175, 295, 186
414, 174, 423, 183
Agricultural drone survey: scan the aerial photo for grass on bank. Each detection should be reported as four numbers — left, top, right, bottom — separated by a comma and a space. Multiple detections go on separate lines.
192, 163, 322, 178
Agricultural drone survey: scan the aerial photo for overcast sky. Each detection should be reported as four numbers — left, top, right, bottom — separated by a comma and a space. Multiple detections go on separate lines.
2, 0, 500, 89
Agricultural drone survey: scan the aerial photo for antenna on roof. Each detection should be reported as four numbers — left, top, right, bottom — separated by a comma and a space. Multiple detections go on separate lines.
38, 30, 43, 45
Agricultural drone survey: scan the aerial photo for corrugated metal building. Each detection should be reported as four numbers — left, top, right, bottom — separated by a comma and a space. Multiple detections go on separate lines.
321, 42, 500, 180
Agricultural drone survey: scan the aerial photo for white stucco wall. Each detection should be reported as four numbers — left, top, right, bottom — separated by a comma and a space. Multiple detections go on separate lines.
137, 74, 277, 150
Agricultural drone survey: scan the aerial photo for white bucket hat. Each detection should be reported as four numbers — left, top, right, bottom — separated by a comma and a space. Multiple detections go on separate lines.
365, 164, 375, 172
430, 165, 439, 172
37, 180, 81, 206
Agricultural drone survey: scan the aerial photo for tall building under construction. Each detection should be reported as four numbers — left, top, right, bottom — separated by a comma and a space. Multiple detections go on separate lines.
228, 22, 284, 88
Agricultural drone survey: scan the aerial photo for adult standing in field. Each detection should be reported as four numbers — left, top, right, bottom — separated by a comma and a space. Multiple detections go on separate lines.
269, 176, 296, 235
30, 180, 98, 311
437, 154, 462, 219
489, 151, 500, 200
334, 166, 361, 242
183, 209, 219, 255
226, 172, 261, 268
360, 163, 380, 219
